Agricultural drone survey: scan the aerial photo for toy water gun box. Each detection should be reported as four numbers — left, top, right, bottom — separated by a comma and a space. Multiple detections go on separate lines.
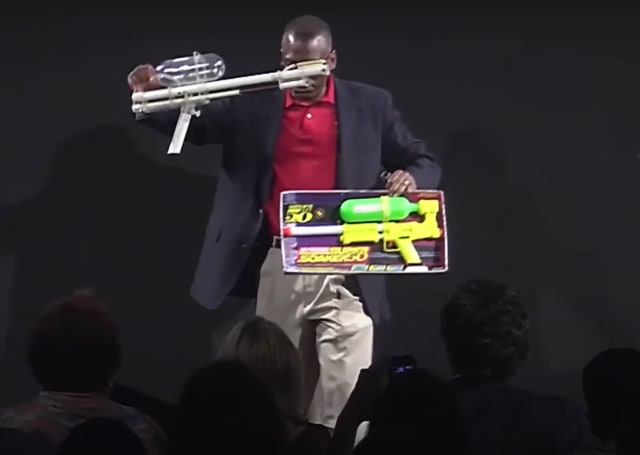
279, 190, 448, 274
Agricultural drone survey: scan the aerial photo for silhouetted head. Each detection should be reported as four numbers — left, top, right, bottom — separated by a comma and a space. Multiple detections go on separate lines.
57, 417, 146, 455
218, 316, 305, 422
441, 280, 530, 381
27, 289, 121, 393
281, 15, 336, 101
0, 428, 53, 455
177, 359, 287, 454
360, 368, 469, 454
583, 348, 640, 441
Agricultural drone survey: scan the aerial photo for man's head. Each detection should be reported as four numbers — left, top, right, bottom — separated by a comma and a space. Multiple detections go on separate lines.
281, 15, 336, 101
58, 417, 146, 455
27, 289, 122, 393
440, 280, 530, 381
582, 348, 640, 441
365, 368, 469, 453
178, 360, 287, 453
218, 316, 305, 421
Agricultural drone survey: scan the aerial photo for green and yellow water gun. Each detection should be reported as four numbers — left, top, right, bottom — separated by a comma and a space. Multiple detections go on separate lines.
282, 195, 442, 265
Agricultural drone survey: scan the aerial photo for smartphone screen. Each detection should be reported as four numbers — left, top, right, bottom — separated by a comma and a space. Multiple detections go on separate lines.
389, 355, 416, 375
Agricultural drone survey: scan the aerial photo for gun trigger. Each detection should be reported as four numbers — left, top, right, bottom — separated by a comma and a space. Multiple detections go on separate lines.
384, 241, 398, 252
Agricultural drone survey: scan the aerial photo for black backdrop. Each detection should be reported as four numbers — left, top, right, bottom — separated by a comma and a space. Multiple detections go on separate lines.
1, 5, 639, 407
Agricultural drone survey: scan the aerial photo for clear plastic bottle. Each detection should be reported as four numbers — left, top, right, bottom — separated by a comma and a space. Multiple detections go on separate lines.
155, 52, 226, 87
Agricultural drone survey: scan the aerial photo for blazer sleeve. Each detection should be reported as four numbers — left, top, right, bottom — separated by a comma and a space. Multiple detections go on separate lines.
379, 92, 441, 189
135, 98, 234, 146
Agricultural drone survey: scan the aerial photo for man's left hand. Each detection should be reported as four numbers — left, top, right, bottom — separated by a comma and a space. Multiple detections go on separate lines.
386, 170, 417, 195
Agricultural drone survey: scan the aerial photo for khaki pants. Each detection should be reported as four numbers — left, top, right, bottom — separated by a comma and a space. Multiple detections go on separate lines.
256, 248, 374, 428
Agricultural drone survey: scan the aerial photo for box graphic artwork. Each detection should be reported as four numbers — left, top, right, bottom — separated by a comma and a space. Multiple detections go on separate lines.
279, 190, 448, 274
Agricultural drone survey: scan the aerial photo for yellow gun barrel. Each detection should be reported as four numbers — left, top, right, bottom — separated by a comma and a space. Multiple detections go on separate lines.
340, 222, 382, 245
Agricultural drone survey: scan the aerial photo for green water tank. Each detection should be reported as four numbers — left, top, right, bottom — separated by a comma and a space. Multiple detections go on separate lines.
339, 196, 419, 223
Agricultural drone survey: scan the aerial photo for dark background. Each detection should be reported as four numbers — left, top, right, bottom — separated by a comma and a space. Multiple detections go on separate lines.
1, 5, 639, 407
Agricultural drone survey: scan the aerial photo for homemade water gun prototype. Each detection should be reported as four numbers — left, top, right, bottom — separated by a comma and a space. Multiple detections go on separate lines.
131, 52, 329, 155
282, 196, 442, 265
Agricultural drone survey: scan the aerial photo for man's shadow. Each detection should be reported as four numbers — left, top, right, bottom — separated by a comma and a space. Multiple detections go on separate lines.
388, 130, 618, 402
0, 124, 247, 404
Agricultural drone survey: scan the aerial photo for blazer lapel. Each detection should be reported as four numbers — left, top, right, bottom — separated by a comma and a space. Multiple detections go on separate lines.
263, 90, 284, 158
335, 79, 360, 189
257, 90, 284, 205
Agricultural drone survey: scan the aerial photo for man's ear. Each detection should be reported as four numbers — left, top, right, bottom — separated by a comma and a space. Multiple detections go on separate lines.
328, 49, 337, 71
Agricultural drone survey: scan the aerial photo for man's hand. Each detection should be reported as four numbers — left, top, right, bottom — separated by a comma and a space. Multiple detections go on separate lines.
385, 170, 417, 195
127, 64, 162, 92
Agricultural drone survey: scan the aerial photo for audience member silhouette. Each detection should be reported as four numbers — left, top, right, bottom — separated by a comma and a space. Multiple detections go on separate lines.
441, 279, 593, 455
615, 425, 640, 455
1, 279, 620, 455
581, 348, 640, 454
354, 367, 469, 455
57, 417, 146, 455
108, 382, 176, 441
175, 359, 287, 455
0, 289, 166, 455
218, 316, 331, 454
0, 427, 52, 455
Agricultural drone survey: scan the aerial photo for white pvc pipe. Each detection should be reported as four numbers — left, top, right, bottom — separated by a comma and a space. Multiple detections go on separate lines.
279, 80, 308, 90
132, 89, 242, 113
131, 79, 309, 114
131, 62, 328, 104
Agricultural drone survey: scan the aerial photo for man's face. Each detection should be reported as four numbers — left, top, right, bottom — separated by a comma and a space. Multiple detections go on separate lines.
280, 33, 337, 101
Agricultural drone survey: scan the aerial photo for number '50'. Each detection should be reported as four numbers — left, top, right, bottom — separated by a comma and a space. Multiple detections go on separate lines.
285, 212, 314, 223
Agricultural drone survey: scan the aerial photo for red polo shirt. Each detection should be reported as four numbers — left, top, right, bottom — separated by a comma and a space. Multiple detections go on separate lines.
264, 76, 338, 235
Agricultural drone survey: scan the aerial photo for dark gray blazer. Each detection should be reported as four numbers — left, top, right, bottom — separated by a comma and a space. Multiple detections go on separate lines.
137, 78, 441, 321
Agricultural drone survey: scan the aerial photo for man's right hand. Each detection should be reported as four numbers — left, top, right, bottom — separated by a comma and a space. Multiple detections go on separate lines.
127, 64, 161, 91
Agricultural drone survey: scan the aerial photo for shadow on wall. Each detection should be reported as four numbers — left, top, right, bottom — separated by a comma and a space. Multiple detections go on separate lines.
0, 124, 242, 404
442, 130, 624, 400
0, 124, 625, 406
390, 130, 619, 402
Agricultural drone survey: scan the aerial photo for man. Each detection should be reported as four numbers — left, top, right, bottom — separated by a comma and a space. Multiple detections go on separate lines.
127, 15, 441, 429
440, 279, 593, 454
579, 348, 640, 454
0, 290, 166, 455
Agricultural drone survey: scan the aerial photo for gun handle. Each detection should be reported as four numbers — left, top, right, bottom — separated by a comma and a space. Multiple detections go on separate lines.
395, 238, 422, 265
